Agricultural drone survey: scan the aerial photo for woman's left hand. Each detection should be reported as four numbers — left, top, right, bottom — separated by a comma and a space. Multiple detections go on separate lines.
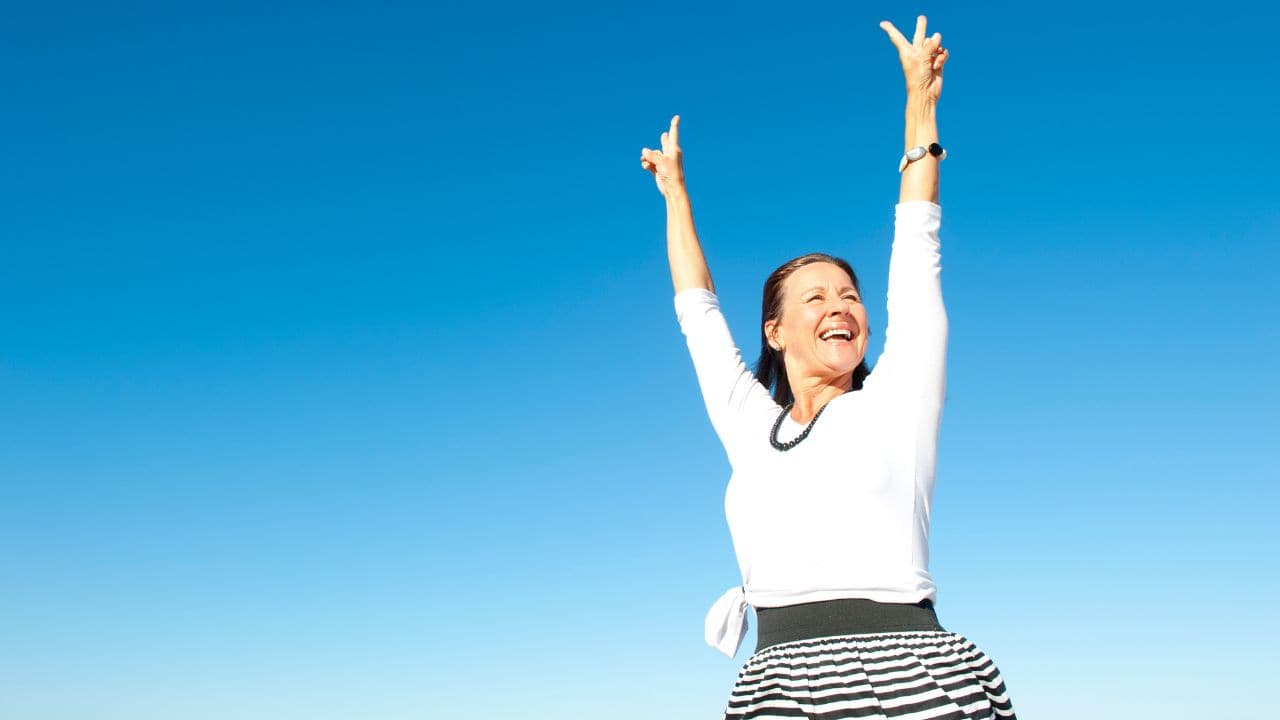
880, 15, 948, 102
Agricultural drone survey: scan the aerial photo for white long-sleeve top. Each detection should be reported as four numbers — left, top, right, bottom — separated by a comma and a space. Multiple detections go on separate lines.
674, 201, 947, 657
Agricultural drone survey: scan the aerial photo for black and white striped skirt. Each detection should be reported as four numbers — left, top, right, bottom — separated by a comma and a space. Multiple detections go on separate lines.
725, 600, 1016, 720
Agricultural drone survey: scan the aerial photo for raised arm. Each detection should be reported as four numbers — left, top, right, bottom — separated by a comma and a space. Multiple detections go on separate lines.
866, 18, 949, 419
640, 116, 715, 294
880, 16, 948, 204
642, 116, 778, 461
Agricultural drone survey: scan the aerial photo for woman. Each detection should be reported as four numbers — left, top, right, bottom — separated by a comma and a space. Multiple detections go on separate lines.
639, 17, 1017, 720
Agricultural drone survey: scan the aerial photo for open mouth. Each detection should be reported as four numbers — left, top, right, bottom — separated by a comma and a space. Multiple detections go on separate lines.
818, 327, 856, 344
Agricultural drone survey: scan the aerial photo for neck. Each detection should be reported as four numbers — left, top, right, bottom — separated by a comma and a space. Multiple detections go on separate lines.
788, 376, 851, 423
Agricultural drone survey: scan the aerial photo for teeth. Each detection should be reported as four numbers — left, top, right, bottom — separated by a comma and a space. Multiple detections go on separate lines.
820, 329, 853, 341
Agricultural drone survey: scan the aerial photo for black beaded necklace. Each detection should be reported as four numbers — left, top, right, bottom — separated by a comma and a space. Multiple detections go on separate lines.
769, 401, 830, 451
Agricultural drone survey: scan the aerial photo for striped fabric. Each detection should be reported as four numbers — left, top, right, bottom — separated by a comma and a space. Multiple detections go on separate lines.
724, 632, 1016, 720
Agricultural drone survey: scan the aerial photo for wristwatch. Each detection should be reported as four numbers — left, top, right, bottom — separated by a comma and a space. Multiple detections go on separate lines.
898, 142, 946, 173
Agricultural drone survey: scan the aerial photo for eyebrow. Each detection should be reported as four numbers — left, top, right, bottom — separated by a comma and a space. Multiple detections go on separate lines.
801, 286, 859, 295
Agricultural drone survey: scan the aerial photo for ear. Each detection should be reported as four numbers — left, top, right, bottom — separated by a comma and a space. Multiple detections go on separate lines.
764, 319, 783, 351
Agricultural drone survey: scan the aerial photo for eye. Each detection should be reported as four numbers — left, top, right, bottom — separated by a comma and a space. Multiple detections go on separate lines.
806, 295, 822, 303
844, 294, 861, 302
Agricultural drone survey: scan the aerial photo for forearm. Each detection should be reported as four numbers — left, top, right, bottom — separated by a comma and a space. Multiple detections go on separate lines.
665, 189, 715, 293
899, 95, 940, 204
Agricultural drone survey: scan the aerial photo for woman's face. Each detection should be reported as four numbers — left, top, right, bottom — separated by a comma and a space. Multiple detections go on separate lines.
766, 262, 869, 387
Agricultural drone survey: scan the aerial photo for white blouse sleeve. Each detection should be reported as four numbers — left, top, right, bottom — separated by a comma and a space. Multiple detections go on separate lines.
865, 201, 948, 490
674, 288, 780, 464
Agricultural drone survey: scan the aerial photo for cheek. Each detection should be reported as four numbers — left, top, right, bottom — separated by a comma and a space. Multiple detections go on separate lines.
855, 310, 872, 348
784, 307, 821, 335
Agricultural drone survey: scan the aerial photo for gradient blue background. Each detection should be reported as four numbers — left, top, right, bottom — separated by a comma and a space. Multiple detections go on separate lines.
3, 1, 1277, 718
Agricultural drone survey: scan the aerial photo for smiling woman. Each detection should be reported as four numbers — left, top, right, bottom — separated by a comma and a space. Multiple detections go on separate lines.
640, 15, 1017, 720
755, 253, 871, 406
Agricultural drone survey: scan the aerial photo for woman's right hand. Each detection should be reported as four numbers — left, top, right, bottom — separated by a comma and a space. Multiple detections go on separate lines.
640, 115, 686, 199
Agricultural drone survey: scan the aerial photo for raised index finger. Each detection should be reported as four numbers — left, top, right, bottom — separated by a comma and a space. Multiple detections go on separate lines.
879, 20, 909, 51
669, 115, 680, 149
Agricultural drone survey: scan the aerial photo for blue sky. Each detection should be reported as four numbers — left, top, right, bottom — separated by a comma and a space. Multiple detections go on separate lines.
2, 1, 1277, 718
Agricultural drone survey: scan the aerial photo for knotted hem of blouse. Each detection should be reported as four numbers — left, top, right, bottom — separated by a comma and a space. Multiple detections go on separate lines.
704, 585, 749, 657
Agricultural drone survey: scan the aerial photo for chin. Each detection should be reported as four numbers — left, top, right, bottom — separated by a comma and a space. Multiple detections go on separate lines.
834, 349, 865, 369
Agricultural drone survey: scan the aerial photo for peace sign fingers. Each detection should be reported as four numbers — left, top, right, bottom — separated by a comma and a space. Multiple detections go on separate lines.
879, 16, 938, 55
880, 16, 948, 101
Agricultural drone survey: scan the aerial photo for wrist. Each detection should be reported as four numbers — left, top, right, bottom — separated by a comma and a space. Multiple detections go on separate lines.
905, 133, 940, 151
905, 98, 937, 128
905, 93, 937, 111
898, 142, 946, 173
903, 96, 938, 150
664, 186, 691, 206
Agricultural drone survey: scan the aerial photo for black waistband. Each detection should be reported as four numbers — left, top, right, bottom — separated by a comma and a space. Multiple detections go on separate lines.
755, 598, 944, 652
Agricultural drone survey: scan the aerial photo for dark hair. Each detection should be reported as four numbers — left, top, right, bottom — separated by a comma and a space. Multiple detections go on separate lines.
753, 253, 871, 406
